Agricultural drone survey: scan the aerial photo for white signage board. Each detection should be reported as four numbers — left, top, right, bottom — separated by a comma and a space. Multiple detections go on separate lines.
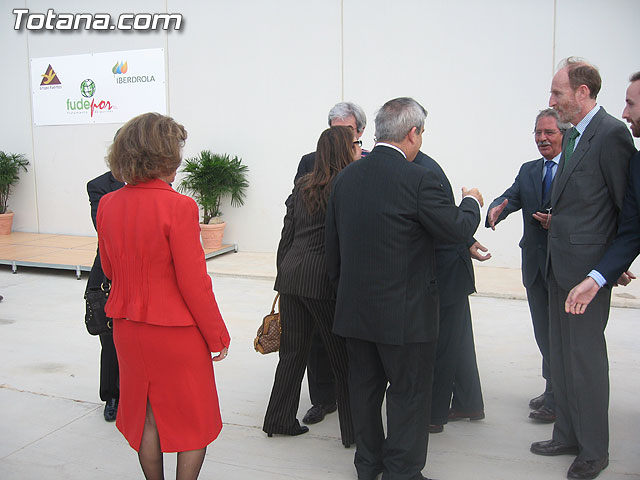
30, 48, 166, 125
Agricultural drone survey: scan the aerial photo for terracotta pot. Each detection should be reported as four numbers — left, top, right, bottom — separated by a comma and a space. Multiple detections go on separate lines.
200, 222, 226, 250
0, 211, 14, 235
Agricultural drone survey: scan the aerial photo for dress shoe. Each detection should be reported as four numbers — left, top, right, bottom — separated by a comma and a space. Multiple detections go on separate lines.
529, 393, 545, 410
567, 457, 608, 479
103, 398, 118, 422
528, 406, 556, 423
448, 409, 485, 421
429, 424, 444, 433
530, 439, 579, 456
266, 424, 309, 437
302, 403, 337, 425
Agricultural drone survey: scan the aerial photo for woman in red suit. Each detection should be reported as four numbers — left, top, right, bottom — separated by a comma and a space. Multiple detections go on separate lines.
97, 112, 230, 480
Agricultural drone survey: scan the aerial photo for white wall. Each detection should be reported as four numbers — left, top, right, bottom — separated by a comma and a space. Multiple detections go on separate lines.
2, 0, 639, 270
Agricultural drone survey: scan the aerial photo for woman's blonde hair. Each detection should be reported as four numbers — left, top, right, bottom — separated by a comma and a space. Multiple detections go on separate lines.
107, 112, 187, 184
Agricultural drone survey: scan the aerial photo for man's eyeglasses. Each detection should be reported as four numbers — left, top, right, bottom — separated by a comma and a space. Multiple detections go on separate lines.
353, 140, 362, 147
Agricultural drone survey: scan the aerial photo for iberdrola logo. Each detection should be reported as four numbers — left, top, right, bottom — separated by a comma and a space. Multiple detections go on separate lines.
112, 61, 128, 74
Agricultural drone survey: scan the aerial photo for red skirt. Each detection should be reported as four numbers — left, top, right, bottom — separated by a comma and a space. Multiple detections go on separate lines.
113, 318, 222, 452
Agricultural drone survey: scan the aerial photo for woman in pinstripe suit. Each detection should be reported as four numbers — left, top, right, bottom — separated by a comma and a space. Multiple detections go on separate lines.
263, 126, 360, 447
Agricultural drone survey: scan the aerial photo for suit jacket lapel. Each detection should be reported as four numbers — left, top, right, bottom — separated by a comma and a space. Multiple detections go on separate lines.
551, 107, 606, 205
532, 158, 543, 206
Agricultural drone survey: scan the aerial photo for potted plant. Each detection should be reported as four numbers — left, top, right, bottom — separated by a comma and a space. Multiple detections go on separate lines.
178, 150, 249, 249
0, 151, 30, 235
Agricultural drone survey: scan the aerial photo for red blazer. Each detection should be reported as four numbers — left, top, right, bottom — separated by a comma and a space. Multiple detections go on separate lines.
97, 179, 230, 353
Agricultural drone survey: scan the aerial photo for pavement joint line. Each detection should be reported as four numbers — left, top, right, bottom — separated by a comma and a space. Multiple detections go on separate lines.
205, 459, 321, 477
0, 388, 101, 461
0, 383, 101, 406
207, 272, 275, 281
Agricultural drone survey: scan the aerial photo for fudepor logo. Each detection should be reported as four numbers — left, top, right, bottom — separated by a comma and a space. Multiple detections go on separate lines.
67, 80, 114, 118
80, 79, 96, 98
13, 9, 182, 31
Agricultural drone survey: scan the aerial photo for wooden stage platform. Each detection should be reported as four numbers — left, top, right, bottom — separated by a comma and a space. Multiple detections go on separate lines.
0, 232, 237, 279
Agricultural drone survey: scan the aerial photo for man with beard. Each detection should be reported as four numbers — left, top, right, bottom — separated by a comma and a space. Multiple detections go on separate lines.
486, 109, 569, 424
529, 58, 636, 480
566, 72, 640, 311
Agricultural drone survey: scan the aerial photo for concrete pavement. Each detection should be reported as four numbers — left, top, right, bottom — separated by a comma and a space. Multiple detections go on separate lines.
0, 252, 638, 479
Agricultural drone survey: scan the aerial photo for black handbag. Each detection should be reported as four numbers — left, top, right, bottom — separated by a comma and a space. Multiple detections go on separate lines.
84, 279, 113, 336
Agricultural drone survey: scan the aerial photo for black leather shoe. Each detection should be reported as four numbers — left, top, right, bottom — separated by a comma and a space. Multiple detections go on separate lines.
529, 406, 556, 423
567, 457, 608, 479
529, 393, 545, 410
302, 403, 337, 425
429, 424, 444, 433
448, 409, 485, 421
103, 398, 118, 422
266, 424, 309, 437
530, 439, 579, 456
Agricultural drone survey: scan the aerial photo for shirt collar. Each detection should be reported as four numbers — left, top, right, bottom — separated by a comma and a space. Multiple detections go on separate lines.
375, 142, 407, 159
547, 152, 561, 166
574, 104, 600, 135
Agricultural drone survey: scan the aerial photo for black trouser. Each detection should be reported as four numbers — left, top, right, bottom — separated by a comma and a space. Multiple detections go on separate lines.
451, 300, 484, 414
99, 332, 119, 402
306, 331, 336, 406
431, 298, 483, 424
346, 338, 436, 480
526, 271, 554, 410
263, 294, 353, 444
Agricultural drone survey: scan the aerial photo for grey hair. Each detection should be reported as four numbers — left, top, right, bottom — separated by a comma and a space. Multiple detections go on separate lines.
374, 97, 427, 143
328, 102, 367, 133
534, 108, 570, 133
630, 72, 640, 83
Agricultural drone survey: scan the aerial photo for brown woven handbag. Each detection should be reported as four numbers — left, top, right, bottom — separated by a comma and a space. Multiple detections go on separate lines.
254, 293, 281, 354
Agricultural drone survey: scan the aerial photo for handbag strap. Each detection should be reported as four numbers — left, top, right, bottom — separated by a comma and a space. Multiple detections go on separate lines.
270, 293, 280, 315
101, 276, 111, 292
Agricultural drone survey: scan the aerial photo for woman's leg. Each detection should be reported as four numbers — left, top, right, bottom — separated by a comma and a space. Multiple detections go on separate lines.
263, 294, 314, 434
176, 448, 206, 480
138, 401, 164, 480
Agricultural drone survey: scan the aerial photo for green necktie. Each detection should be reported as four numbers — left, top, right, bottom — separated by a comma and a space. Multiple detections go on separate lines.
560, 128, 580, 174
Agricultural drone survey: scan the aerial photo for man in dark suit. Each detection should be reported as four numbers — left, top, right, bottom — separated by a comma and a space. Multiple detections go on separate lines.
296, 102, 368, 180
565, 72, 640, 313
326, 97, 482, 480
87, 171, 124, 421
486, 109, 569, 423
296, 102, 368, 425
529, 58, 636, 480
413, 152, 487, 433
